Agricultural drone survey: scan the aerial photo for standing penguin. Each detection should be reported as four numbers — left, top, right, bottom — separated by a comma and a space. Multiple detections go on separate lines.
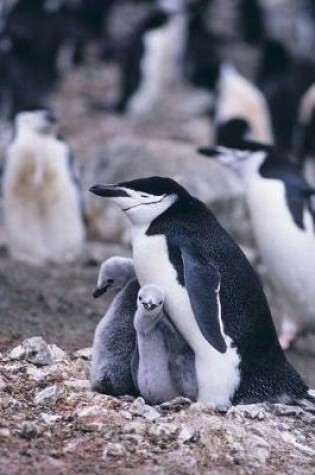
214, 64, 274, 146
90, 256, 139, 396
90, 176, 315, 408
132, 284, 197, 404
3, 109, 85, 265
111, 0, 187, 115
199, 142, 315, 350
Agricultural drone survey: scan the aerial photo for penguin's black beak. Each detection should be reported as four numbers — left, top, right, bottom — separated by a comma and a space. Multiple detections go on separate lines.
197, 147, 220, 158
93, 285, 110, 298
44, 110, 57, 124
142, 302, 158, 311
89, 184, 129, 198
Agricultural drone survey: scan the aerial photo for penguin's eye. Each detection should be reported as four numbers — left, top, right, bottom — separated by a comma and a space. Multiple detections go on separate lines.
159, 301, 163, 305
140, 194, 150, 198
139, 296, 143, 301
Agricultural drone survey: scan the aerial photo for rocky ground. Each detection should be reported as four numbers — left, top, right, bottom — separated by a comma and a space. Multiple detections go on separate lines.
0, 337, 315, 475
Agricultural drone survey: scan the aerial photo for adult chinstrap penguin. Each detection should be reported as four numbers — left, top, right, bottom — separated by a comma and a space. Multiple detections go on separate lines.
102, 0, 186, 115
199, 141, 315, 352
90, 176, 315, 409
3, 109, 85, 265
132, 284, 197, 404
90, 256, 139, 396
214, 64, 274, 146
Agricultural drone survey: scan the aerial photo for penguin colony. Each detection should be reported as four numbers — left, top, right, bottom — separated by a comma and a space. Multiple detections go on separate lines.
0, 0, 315, 410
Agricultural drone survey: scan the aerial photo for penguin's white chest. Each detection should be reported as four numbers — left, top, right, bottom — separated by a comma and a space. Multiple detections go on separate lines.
246, 178, 315, 325
131, 227, 240, 405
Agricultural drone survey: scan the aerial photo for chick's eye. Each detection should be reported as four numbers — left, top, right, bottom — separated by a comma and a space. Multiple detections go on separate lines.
139, 296, 143, 301
140, 194, 149, 198
107, 279, 114, 284
159, 301, 163, 305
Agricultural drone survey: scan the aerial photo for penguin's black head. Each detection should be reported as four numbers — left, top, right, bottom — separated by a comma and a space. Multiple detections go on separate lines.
216, 118, 251, 148
198, 140, 271, 178
90, 177, 190, 225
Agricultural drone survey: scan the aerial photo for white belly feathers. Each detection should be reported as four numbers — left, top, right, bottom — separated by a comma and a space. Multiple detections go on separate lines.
131, 226, 240, 405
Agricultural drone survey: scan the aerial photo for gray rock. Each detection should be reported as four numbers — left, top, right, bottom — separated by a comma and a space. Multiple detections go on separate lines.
159, 397, 192, 411
85, 137, 252, 246
177, 425, 197, 444
102, 443, 126, 458
39, 413, 61, 425
34, 385, 58, 405
130, 397, 161, 421
0, 428, 11, 438
64, 379, 91, 391
8, 337, 67, 366
49, 344, 68, 362
228, 404, 267, 420
148, 423, 178, 441
0, 375, 7, 391
18, 422, 39, 439
72, 348, 93, 361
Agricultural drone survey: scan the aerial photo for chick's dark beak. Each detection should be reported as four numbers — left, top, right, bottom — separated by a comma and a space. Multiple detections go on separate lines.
93, 285, 110, 298
89, 185, 129, 198
142, 302, 158, 311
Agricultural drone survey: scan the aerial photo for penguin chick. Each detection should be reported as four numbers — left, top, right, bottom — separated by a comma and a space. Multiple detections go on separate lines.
90, 256, 139, 396
132, 284, 197, 405
199, 141, 315, 350
3, 109, 85, 265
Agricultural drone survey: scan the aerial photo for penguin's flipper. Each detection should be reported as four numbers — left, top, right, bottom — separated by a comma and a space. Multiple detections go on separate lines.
181, 249, 227, 354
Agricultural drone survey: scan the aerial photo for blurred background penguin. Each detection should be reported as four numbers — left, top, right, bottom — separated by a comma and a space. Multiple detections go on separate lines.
3, 108, 85, 265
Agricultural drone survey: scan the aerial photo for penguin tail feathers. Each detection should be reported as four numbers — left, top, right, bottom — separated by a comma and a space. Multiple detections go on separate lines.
294, 390, 315, 414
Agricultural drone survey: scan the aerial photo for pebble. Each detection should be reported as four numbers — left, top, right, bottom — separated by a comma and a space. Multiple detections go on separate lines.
64, 379, 91, 391
8, 337, 67, 366
103, 443, 126, 458
130, 398, 161, 421
18, 422, 39, 439
148, 423, 178, 440
159, 397, 192, 411
34, 385, 58, 405
228, 404, 267, 420
177, 425, 197, 444
76, 405, 108, 418
0, 375, 7, 391
39, 413, 60, 424
73, 348, 92, 360
0, 428, 11, 438
9, 337, 53, 365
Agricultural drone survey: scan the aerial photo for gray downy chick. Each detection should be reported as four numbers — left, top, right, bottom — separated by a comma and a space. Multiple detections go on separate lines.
132, 284, 197, 405
90, 256, 139, 396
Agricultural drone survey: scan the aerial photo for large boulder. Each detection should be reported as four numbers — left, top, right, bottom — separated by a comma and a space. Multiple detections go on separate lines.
84, 137, 254, 247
